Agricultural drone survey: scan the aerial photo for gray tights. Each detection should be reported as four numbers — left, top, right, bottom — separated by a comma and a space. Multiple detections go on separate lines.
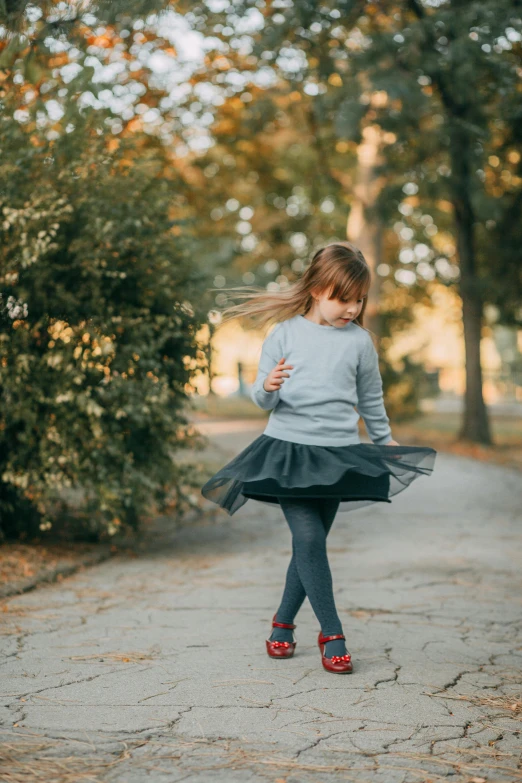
269, 496, 347, 657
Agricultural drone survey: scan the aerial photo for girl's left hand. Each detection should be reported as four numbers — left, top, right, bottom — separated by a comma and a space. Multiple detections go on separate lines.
385, 439, 400, 446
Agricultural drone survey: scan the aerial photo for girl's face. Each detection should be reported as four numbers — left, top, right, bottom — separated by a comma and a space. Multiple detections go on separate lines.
310, 286, 367, 328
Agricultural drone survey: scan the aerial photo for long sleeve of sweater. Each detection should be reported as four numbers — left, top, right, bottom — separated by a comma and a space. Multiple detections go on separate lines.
355, 335, 393, 445
250, 324, 283, 411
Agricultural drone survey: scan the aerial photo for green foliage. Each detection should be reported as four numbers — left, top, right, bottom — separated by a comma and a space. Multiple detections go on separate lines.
0, 107, 207, 541
380, 356, 426, 423
356, 1, 522, 324
0, 1, 172, 31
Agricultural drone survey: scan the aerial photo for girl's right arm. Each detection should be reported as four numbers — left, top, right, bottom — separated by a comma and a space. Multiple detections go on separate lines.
250, 325, 290, 410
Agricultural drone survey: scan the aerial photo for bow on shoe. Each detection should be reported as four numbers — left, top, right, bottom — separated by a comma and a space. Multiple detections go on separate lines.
330, 654, 351, 663
271, 641, 291, 648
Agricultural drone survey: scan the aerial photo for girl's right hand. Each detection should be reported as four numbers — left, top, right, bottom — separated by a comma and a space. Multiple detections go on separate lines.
263, 357, 294, 392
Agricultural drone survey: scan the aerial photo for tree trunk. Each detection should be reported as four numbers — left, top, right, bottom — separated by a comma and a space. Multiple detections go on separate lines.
407, 0, 493, 444
346, 125, 386, 337
206, 322, 217, 396
449, 129, 492, 444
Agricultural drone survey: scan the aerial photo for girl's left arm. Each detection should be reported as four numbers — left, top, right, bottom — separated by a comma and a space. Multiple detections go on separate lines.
355, 336, 396, 445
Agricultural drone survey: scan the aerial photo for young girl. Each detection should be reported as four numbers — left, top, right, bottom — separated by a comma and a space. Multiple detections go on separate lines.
201, 241, 436, 674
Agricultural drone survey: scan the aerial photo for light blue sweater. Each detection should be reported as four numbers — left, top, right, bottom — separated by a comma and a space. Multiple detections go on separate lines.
250, 314, 393, 447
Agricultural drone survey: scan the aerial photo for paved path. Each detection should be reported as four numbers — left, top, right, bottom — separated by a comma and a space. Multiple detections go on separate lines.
2, 420, 521, 782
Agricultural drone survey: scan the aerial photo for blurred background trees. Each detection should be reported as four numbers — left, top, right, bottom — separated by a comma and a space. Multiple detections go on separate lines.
1, 1, 521, 540
183, 0, 522, 442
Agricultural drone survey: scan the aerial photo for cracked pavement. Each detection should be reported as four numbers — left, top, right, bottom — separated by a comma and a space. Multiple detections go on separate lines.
1, 420, 522, 782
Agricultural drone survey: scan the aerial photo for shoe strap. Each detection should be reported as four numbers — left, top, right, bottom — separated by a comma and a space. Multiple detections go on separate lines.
319, 633, 345, 644
272, 620, 296, 629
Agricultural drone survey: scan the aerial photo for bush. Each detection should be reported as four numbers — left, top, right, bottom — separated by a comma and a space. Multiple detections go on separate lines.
0, 114, 208, 541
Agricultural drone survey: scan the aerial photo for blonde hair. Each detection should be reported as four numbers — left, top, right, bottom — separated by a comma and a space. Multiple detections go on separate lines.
214, 241, 372, 334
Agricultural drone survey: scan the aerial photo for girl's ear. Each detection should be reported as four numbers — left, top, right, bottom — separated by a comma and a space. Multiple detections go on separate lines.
310, 286, 326, 301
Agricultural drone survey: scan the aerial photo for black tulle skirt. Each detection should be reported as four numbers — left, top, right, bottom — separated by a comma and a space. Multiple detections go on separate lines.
201, 433, 437, 516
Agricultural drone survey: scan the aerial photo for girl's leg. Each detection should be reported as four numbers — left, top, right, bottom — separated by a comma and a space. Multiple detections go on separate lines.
268, 535, 303, 642
270, 498, 339, 641
272, 497, 347, 657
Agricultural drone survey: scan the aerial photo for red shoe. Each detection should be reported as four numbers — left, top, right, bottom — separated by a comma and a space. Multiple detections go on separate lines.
318, 632, 353, 673
266, 613, 297, 658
